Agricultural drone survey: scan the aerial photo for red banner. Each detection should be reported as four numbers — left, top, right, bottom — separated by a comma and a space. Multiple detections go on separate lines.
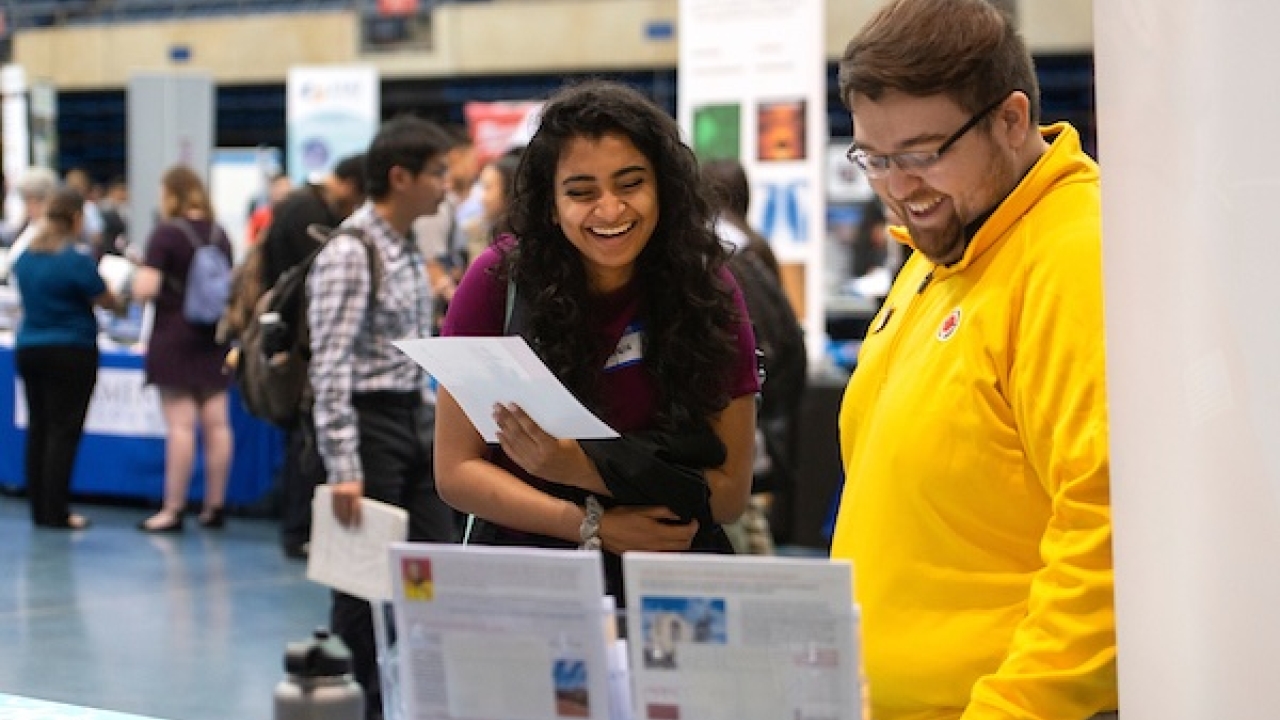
377, 0, 419, 17
464, 101, 544, 166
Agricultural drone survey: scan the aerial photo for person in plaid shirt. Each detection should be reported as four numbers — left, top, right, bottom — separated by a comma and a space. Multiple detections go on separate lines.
306, 116, 457, 720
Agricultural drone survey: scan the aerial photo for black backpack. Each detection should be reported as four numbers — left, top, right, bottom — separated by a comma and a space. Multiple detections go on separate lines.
727, 250, 807, 493
233, 225, 379, 427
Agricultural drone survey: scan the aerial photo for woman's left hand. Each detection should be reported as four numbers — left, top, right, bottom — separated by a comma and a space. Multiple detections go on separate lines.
494, 402, 595, 488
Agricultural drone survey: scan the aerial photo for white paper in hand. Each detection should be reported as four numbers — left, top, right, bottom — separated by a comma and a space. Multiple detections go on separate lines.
394, 336, 619, 442
307, 485, 409, 602
97, 254, 135, 295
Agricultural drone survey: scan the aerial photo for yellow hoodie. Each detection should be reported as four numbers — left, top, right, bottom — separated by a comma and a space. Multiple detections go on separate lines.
832, 124, 1117, 720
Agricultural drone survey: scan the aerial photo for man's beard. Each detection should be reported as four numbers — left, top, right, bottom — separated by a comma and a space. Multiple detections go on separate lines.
896, 152, 1018, 266
902, 206, 967, 266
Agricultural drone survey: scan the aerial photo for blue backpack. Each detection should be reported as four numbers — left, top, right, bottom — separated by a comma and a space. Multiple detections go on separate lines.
172, 219, 232, 325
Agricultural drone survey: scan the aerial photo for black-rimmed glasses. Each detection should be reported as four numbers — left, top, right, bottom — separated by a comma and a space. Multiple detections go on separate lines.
846, 94, 1010, 179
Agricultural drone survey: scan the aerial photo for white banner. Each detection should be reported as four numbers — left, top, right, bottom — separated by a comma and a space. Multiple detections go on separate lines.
211, 147, 282, 261
678, 0, 828, 358
287, 65, 379, 186
1, 64, 30, 230
15, 367, 166, 438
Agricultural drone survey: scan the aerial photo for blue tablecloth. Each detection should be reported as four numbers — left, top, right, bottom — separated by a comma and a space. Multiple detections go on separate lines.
0, 342, 283, 507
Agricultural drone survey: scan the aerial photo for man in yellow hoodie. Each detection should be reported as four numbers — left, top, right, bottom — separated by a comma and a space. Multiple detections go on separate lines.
831, 1, 1118, 719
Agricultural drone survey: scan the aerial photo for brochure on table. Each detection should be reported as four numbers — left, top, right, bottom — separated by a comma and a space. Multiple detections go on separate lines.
623, 553, 861, 720
389, 543, 614, 720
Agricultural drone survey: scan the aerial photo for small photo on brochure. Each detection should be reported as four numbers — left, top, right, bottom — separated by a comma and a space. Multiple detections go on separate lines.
552, 657, 590, 718
400, 557, 433, 601
757, 98, 808, 162
639, 596, 728, 670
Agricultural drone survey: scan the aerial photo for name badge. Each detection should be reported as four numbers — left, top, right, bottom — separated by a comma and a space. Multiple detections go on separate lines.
604, 324, 644, 371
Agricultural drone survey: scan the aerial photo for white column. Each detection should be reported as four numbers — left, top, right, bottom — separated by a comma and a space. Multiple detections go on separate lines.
1095, 2, 1280, 718
1, 65, 31, 229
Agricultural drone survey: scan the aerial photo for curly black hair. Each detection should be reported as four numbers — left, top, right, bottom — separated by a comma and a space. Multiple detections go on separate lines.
500, 79, 741, 430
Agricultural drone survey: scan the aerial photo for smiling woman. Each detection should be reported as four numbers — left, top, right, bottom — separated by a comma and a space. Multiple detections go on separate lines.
434, 79, 762, 601
551, 133, 660, 293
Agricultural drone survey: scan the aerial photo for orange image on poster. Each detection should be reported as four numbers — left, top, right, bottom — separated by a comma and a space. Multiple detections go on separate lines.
757, 100, 807, 162
402, 557, 434, 601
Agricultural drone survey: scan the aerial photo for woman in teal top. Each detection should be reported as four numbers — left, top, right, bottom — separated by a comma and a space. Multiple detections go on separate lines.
12, 188, 118, 529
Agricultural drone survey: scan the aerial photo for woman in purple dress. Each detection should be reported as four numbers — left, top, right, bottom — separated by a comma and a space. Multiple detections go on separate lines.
131, 165, 234, 532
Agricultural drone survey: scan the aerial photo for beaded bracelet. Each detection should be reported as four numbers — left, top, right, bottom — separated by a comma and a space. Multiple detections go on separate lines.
579, 495, 604, 551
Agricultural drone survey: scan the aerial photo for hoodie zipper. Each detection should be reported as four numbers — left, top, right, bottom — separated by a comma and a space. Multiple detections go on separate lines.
876, 266, 936, 390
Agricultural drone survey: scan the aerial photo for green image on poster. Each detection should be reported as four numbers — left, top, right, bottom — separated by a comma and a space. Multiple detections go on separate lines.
692, 104, 741, 161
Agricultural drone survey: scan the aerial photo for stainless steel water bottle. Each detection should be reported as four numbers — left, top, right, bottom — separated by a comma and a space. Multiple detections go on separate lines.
274, 628, 365, 720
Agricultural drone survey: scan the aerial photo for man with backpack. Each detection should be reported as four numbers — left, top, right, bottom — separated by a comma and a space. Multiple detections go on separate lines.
256, 152, 366, 560
306, 117, 457, 720
262, 154, 367, 288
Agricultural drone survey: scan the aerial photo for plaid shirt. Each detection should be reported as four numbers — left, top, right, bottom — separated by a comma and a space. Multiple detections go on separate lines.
307, 203, 433, 483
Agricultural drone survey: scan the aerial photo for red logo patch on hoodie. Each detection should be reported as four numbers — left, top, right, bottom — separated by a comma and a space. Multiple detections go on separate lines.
937, 308, 961, 341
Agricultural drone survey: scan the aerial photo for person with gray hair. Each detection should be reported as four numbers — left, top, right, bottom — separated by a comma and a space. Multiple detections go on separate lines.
4, 167, 61, 268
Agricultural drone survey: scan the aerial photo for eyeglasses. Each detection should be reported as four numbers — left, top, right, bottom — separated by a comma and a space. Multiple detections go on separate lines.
846, 94, 1010, 179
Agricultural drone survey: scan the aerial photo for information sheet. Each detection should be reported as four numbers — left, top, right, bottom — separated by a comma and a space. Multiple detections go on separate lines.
389, 543, 614, 720
623, 553, 861, 720
307, 485, 409, 602
394, 337, 619, 443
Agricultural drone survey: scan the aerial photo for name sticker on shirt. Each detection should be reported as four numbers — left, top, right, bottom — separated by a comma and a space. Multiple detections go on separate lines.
604, 323, 644, 371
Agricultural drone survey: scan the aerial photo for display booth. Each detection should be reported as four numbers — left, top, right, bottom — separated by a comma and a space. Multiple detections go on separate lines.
0, 339, 283, 507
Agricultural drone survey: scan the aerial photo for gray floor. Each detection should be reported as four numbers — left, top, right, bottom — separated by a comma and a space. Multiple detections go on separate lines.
0, 496, 330, 720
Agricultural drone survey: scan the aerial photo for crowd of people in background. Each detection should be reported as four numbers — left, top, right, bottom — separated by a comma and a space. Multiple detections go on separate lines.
0, 99, 819, 560
0, 4, 1120, 712
0, 98, 808, 718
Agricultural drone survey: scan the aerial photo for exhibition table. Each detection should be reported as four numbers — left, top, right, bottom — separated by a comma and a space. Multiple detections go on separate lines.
0, 340, 283, 507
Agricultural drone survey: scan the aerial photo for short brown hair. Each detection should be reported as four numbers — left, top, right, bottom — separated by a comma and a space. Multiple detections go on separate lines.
838, 0, 1040, 125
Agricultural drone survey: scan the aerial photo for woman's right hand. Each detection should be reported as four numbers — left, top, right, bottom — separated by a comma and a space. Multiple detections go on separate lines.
598, 506, 698, 554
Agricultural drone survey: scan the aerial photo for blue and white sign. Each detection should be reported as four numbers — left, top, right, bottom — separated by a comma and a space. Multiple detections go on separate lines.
16, 367, 166, 438
287, 65, 379, 186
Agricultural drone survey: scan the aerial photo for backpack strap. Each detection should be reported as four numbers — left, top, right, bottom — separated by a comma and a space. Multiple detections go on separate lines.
171, 217, 207, 249
317, 224, 380, 307
503, 277, 517, 334
502, 276, 533, 339
466, 277, 519, 547
305, 223, 383, 320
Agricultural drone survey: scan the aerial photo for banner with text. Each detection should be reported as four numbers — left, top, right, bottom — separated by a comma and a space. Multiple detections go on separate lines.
16, 367, 166, 438
287, 65, 379, 186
